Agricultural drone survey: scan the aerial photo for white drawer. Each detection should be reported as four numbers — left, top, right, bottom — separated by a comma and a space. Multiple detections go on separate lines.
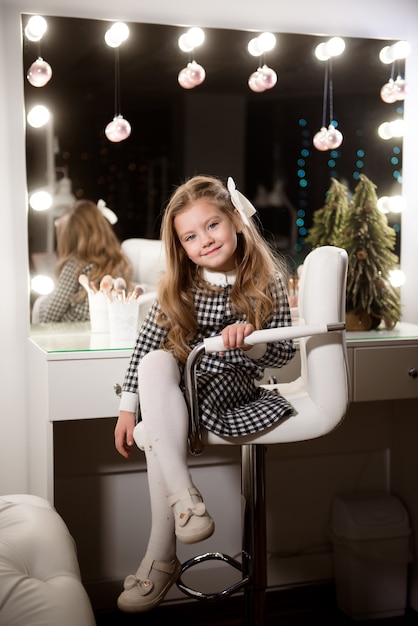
48, 356, 130, 420
353, 345, 418, 401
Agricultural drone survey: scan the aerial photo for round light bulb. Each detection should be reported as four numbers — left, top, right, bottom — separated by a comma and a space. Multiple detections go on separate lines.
377, 196, 390, 213
379, 46, 394, 64
258, 32, 276, 52
327, 37, 345, 56
392, 40, 411, 60
178, 33, 194, 52
315, 42, 330, 61
25, 15, 47, 42
248, 38, 264, 57
388, 195, 405, 213
27, 104, 50, 128
187, 27, 205, 48
389, 269, 406, 288
377, 122, 392, 140
105, 22, 129, 47
29, 190, 53, 211
31, 274, 55, 295
389, 119, 405, 138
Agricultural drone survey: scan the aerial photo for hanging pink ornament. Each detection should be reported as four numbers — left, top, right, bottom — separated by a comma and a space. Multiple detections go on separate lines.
248, 70, 266, 93
394, 76, 410, 101
313, 127, 329, 151
257, 65, 278, 90
186, 61, 206, 87
380, 79, 397, 103
325, 125, 343, 149
27, 57, 52, 87
178, 67, 195, 89
105, 115, 132, 142
178, 61, 206, 89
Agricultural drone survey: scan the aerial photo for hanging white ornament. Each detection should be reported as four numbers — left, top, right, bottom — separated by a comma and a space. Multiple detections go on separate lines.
313, 127, 329, 151
394, 76, 409, 101
325, 124, 343, 149
27, 57, 52, 87
105, 115, 131, 142
380, 79, 397, 103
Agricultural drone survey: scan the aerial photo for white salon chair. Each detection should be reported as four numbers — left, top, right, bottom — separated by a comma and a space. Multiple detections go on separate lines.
177, 245, 350, 626
121, 237, 165, 325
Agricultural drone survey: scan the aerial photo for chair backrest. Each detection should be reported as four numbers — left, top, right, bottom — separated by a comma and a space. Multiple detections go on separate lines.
201, 245, 350, 446
298, 245, 350, 415
121, 238, 166, 291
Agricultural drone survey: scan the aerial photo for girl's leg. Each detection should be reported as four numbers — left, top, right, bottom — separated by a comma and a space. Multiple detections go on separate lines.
117, 422, 180, 613
117, 350, 214, 613
137, 350, 214, 544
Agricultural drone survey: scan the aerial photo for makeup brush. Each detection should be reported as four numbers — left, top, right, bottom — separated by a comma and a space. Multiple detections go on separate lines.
78, 273, 94, 295
100, 275, 114, 301
132, 284, 144, 299
113, 277, 127, 302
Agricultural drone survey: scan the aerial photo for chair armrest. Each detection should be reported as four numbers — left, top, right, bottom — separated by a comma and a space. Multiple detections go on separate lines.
186, 321, 346, 455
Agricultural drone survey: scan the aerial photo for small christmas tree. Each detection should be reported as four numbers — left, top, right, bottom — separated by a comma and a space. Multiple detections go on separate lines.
335, 174, 401, 330
306, 178, 349, 248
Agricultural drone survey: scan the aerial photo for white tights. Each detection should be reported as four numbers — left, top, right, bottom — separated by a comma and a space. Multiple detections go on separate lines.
133, 349, 197, 563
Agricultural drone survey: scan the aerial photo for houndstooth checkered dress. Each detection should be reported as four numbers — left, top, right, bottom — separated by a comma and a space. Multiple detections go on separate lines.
122, 271, 295, 437
38, 258, 94, 323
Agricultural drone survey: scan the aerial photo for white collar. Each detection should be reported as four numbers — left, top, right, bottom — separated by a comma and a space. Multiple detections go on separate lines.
202, 267, 236, 286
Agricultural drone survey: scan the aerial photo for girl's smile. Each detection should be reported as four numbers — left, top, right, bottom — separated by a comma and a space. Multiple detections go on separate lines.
174, 199, 240, 272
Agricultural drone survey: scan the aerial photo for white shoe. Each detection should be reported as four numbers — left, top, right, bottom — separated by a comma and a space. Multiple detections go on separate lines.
168, 486, 214, 544
117, 555, 181, 613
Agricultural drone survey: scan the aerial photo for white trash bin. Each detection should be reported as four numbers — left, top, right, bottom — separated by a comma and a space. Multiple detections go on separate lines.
330, 492, 412, 620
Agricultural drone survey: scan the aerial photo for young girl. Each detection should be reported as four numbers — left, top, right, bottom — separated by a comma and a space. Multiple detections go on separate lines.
114, 175, 295, 612
37, 199, 131, 323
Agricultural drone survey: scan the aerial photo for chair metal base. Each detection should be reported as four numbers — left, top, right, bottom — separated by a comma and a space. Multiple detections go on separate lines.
177, 443, 267, 626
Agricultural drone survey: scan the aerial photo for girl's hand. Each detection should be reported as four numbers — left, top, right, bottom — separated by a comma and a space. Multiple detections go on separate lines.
114, 410, 136, 458
220, 323, 254, 353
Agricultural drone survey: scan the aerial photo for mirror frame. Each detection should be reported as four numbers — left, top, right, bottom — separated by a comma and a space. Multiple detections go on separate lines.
2, 0, 418, 325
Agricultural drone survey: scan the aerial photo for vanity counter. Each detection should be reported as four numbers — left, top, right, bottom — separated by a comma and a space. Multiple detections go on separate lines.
27, 321, 418, 611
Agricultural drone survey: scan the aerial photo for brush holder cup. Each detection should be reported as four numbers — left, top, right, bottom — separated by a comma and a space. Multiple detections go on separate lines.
88, 291, 110, 332
108, 298, 140, 344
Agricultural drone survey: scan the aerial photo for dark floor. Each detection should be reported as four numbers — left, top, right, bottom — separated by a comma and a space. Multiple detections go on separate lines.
94, 584, 418, 625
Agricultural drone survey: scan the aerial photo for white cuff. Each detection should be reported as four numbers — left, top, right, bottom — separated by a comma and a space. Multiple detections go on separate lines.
119, 391, 138, 414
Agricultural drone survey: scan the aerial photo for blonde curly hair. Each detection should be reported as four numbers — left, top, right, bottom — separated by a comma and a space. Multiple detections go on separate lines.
55, 199, 132, 300
157, 175, 289, 364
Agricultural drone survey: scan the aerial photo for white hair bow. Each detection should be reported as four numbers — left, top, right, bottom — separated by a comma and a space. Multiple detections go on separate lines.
227, 177, 256, 226
97, 199, 118, 225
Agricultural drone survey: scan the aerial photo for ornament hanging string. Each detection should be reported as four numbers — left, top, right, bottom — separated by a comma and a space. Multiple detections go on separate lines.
321, 60, 329, 128
114, 47, 121, 118
328, 59, 334, 126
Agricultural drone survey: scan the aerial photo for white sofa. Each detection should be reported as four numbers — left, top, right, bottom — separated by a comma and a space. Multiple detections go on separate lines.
0, 494, 96, 626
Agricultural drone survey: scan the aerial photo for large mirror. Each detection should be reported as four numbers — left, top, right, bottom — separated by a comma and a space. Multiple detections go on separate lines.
23, 15, 402, 276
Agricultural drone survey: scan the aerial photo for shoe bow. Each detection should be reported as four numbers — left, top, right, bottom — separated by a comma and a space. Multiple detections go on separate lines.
123, 574, 154, 595
177, 502, 206, 527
